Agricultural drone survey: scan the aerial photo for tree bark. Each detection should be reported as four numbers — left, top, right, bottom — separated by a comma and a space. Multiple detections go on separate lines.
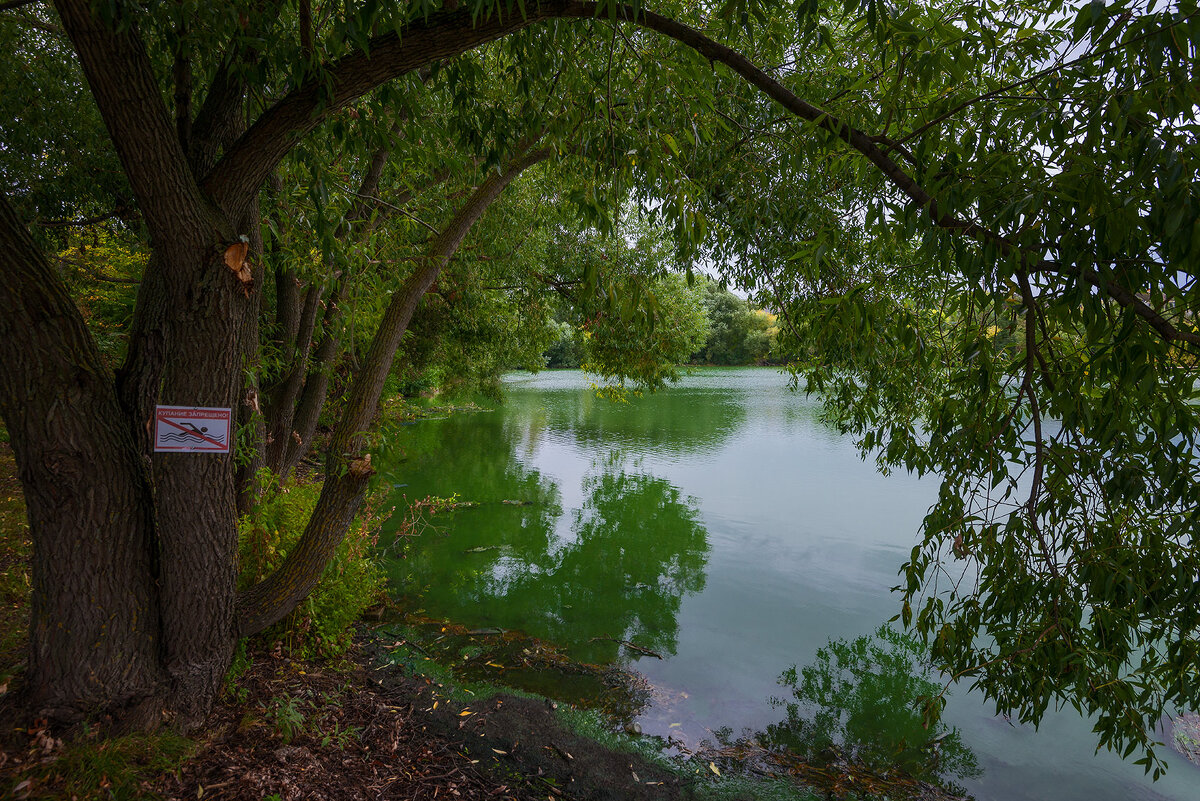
54, 0, 252, 724
0, 196, 165, 726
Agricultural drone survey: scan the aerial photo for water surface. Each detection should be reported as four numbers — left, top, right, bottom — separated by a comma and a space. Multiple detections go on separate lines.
380, 368, 1200, 800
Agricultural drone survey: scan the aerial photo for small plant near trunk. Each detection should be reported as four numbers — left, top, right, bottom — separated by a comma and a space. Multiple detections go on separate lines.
237, 472, 390, 659
266, 694, 306, 744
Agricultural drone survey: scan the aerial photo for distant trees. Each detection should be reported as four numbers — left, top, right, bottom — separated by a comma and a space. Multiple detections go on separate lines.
537, 217, 710, 386
543, 262, 780, 371
690, 281, 779, 365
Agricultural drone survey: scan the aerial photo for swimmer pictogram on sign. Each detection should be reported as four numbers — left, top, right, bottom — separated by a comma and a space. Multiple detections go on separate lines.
154, 406, 232, 453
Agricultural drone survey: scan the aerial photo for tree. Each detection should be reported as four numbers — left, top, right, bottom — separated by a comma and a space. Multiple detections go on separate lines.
1, 0, 1197, 771
692, 280, 777, 365
0, 0, 777, 728
538, 214, 711, 389
0, 0, 569, 727
679, 0, 1200, 772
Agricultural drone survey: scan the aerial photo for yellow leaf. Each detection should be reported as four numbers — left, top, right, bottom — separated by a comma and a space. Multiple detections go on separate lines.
709, 762, 721, 776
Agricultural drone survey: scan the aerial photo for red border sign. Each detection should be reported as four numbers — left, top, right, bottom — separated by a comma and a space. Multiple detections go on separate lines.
154, 406, 232, 453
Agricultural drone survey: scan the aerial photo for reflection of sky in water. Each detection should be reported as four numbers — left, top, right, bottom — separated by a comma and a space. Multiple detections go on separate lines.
383, 368, 1200, 801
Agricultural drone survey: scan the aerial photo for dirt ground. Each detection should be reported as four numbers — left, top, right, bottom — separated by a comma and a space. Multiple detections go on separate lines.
0, 639, 696, 801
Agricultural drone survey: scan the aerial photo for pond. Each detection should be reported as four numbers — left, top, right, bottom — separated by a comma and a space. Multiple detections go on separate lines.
378, 368, 1200, 800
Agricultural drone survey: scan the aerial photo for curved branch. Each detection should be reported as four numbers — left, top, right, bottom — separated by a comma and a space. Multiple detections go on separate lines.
235, 143, 553, 637
203, 4, 567, 217
206, 0, 1196, 350
563, 2, 1196, 351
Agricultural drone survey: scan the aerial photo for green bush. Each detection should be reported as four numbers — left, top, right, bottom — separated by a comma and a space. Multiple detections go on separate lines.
238, 475, 390, 658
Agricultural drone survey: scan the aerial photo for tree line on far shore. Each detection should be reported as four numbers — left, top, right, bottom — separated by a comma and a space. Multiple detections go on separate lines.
545, 274, 781, 370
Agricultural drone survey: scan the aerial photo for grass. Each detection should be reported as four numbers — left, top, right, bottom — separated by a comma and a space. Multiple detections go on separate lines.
13, 732, 195, 801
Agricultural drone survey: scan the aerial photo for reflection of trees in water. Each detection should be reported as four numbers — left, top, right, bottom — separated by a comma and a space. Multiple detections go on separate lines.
491, 456, 709, 664
759, 626, 980, 789
510, 386, 747, 457
383, 412, 564, 601
384, 413, 710, 666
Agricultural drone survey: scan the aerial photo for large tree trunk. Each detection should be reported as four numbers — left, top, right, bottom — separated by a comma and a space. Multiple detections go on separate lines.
0, 197, 166, 726
12, 0, 552, 729
53, 0, 252, 726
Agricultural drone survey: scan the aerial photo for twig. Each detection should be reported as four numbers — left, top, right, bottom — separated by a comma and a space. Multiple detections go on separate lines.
589, 637, 663, 659
334, 181, 440, 235
891, 10, 1186, 149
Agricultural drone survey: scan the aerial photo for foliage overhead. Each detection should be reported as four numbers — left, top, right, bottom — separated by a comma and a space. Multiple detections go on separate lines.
0, 0, 1196, 775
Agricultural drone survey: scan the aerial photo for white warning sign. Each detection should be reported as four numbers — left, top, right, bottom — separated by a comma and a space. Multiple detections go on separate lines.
154, 406, 232, 453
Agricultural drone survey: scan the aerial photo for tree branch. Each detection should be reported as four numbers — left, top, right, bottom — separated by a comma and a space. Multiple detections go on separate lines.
53, 0, 217, 245
236, 142, 552, 637
1033, 261, 1200, 347
203, 4, 567, 218
556, 2, 1195, 352
891, 10, 1194, 150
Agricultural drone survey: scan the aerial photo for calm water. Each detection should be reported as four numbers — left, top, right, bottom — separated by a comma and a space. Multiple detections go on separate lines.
379, 368, 1200, 800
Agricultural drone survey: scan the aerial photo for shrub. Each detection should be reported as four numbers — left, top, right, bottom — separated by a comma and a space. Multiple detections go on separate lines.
238, 474, 390, 658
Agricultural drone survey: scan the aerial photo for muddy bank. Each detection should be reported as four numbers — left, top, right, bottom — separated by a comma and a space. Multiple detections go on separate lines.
393, 679, 691, 801
2, 640, 693, 801
366, 617, 970, 801
3, 621, 975, 801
